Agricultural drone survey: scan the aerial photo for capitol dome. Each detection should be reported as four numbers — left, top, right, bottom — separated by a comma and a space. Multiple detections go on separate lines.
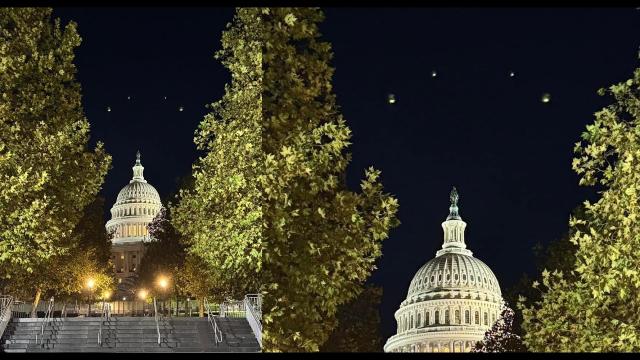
384, 188, 503, 353
105, 151, 162, 245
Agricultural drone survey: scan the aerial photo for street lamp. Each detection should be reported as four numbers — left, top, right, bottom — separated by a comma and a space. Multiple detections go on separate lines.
138, 289, 148, 317
86, 278, 95, 317
156, 276, 169, 316
158, 277, 168, 290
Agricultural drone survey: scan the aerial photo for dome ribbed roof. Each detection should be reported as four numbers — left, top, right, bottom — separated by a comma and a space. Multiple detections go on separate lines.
116, 181, 161, 205
407, 253, 501, 297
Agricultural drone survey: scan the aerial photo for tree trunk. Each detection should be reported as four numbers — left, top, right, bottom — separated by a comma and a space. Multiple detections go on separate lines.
30, 287, 42, 318
199, 297, 204, 318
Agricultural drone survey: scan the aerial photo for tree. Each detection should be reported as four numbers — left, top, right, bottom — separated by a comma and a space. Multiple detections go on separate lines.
504, 207, 581, 338
141, 169, 239, 317
0, 8, 111, 311
172, 7, 263, 300
2, 197, 115, 314
173, 8, 399, 352
175, 254, 233, 318
472, 302, 526, 353
259, 8, 399, 351
520, 64, 640, 351
320, 285, 384, 352
138, 206, 186, 290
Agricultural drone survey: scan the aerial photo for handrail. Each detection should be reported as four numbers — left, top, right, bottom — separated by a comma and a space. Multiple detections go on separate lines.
244, 294, 262, 348
204, 297, 223, 345
35, 297, 54, 345
245, 294, 262, 321
0, 295, 14, 341
98, 301, 110, 345
153, 297, 161, 345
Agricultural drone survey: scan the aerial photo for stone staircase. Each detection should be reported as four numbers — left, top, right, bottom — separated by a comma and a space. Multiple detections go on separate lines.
1, 316, 260, 353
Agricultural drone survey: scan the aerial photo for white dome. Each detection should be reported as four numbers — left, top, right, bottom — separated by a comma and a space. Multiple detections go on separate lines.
105, 152, 163, 245
384, 188, 503, 353
407, 253, 501, 299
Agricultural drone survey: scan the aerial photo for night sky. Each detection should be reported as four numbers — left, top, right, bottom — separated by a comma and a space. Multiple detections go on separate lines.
53, 7, 640, 342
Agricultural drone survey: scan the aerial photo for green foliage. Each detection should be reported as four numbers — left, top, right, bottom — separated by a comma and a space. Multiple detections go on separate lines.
0, 8, 111, 298
138, 206, 186, 291
505, 206, 582, 338
520, 65, 640, 351
172, 7, 263, 299
2, 197, 115, 301
320, 285, 384, 352
173, 7, 399, 352
259, 8, 399, 351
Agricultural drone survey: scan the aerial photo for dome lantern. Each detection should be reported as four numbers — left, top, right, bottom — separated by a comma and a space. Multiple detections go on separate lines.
131, 150, 146, 183
437, 186, 472, 257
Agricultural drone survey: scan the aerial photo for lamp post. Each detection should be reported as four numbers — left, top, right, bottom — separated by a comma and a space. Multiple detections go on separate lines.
157, 276, 168, 316
86, 278, 95, 317
138, 289, 148, 316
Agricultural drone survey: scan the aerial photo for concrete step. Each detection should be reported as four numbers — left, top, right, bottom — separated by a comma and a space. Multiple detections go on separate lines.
3, 316, 261, 353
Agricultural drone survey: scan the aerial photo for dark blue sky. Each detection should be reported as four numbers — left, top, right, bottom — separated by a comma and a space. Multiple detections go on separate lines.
54, 7, 640, 342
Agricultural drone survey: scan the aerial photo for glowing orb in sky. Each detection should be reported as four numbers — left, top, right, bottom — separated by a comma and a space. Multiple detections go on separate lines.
541, 93, 551, 103
387, 94, 396, 104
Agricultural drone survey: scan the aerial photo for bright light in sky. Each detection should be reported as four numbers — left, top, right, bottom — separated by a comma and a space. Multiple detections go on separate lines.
541, 93, 551, 103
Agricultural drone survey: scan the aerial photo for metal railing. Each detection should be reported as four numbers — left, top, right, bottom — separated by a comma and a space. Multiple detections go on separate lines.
220, 299, 245, 318
0, 295, 14, 341
153, 297, 161, 345
204, 297, 223, 346
244, 294, 262, 348
245, 294, 261, 321
34, 297, 54, 345
98, 301, 111, 345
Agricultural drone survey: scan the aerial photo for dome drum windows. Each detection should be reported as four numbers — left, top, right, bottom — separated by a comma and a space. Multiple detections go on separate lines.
475, 311, 480, 325
444, 310, 450, 324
